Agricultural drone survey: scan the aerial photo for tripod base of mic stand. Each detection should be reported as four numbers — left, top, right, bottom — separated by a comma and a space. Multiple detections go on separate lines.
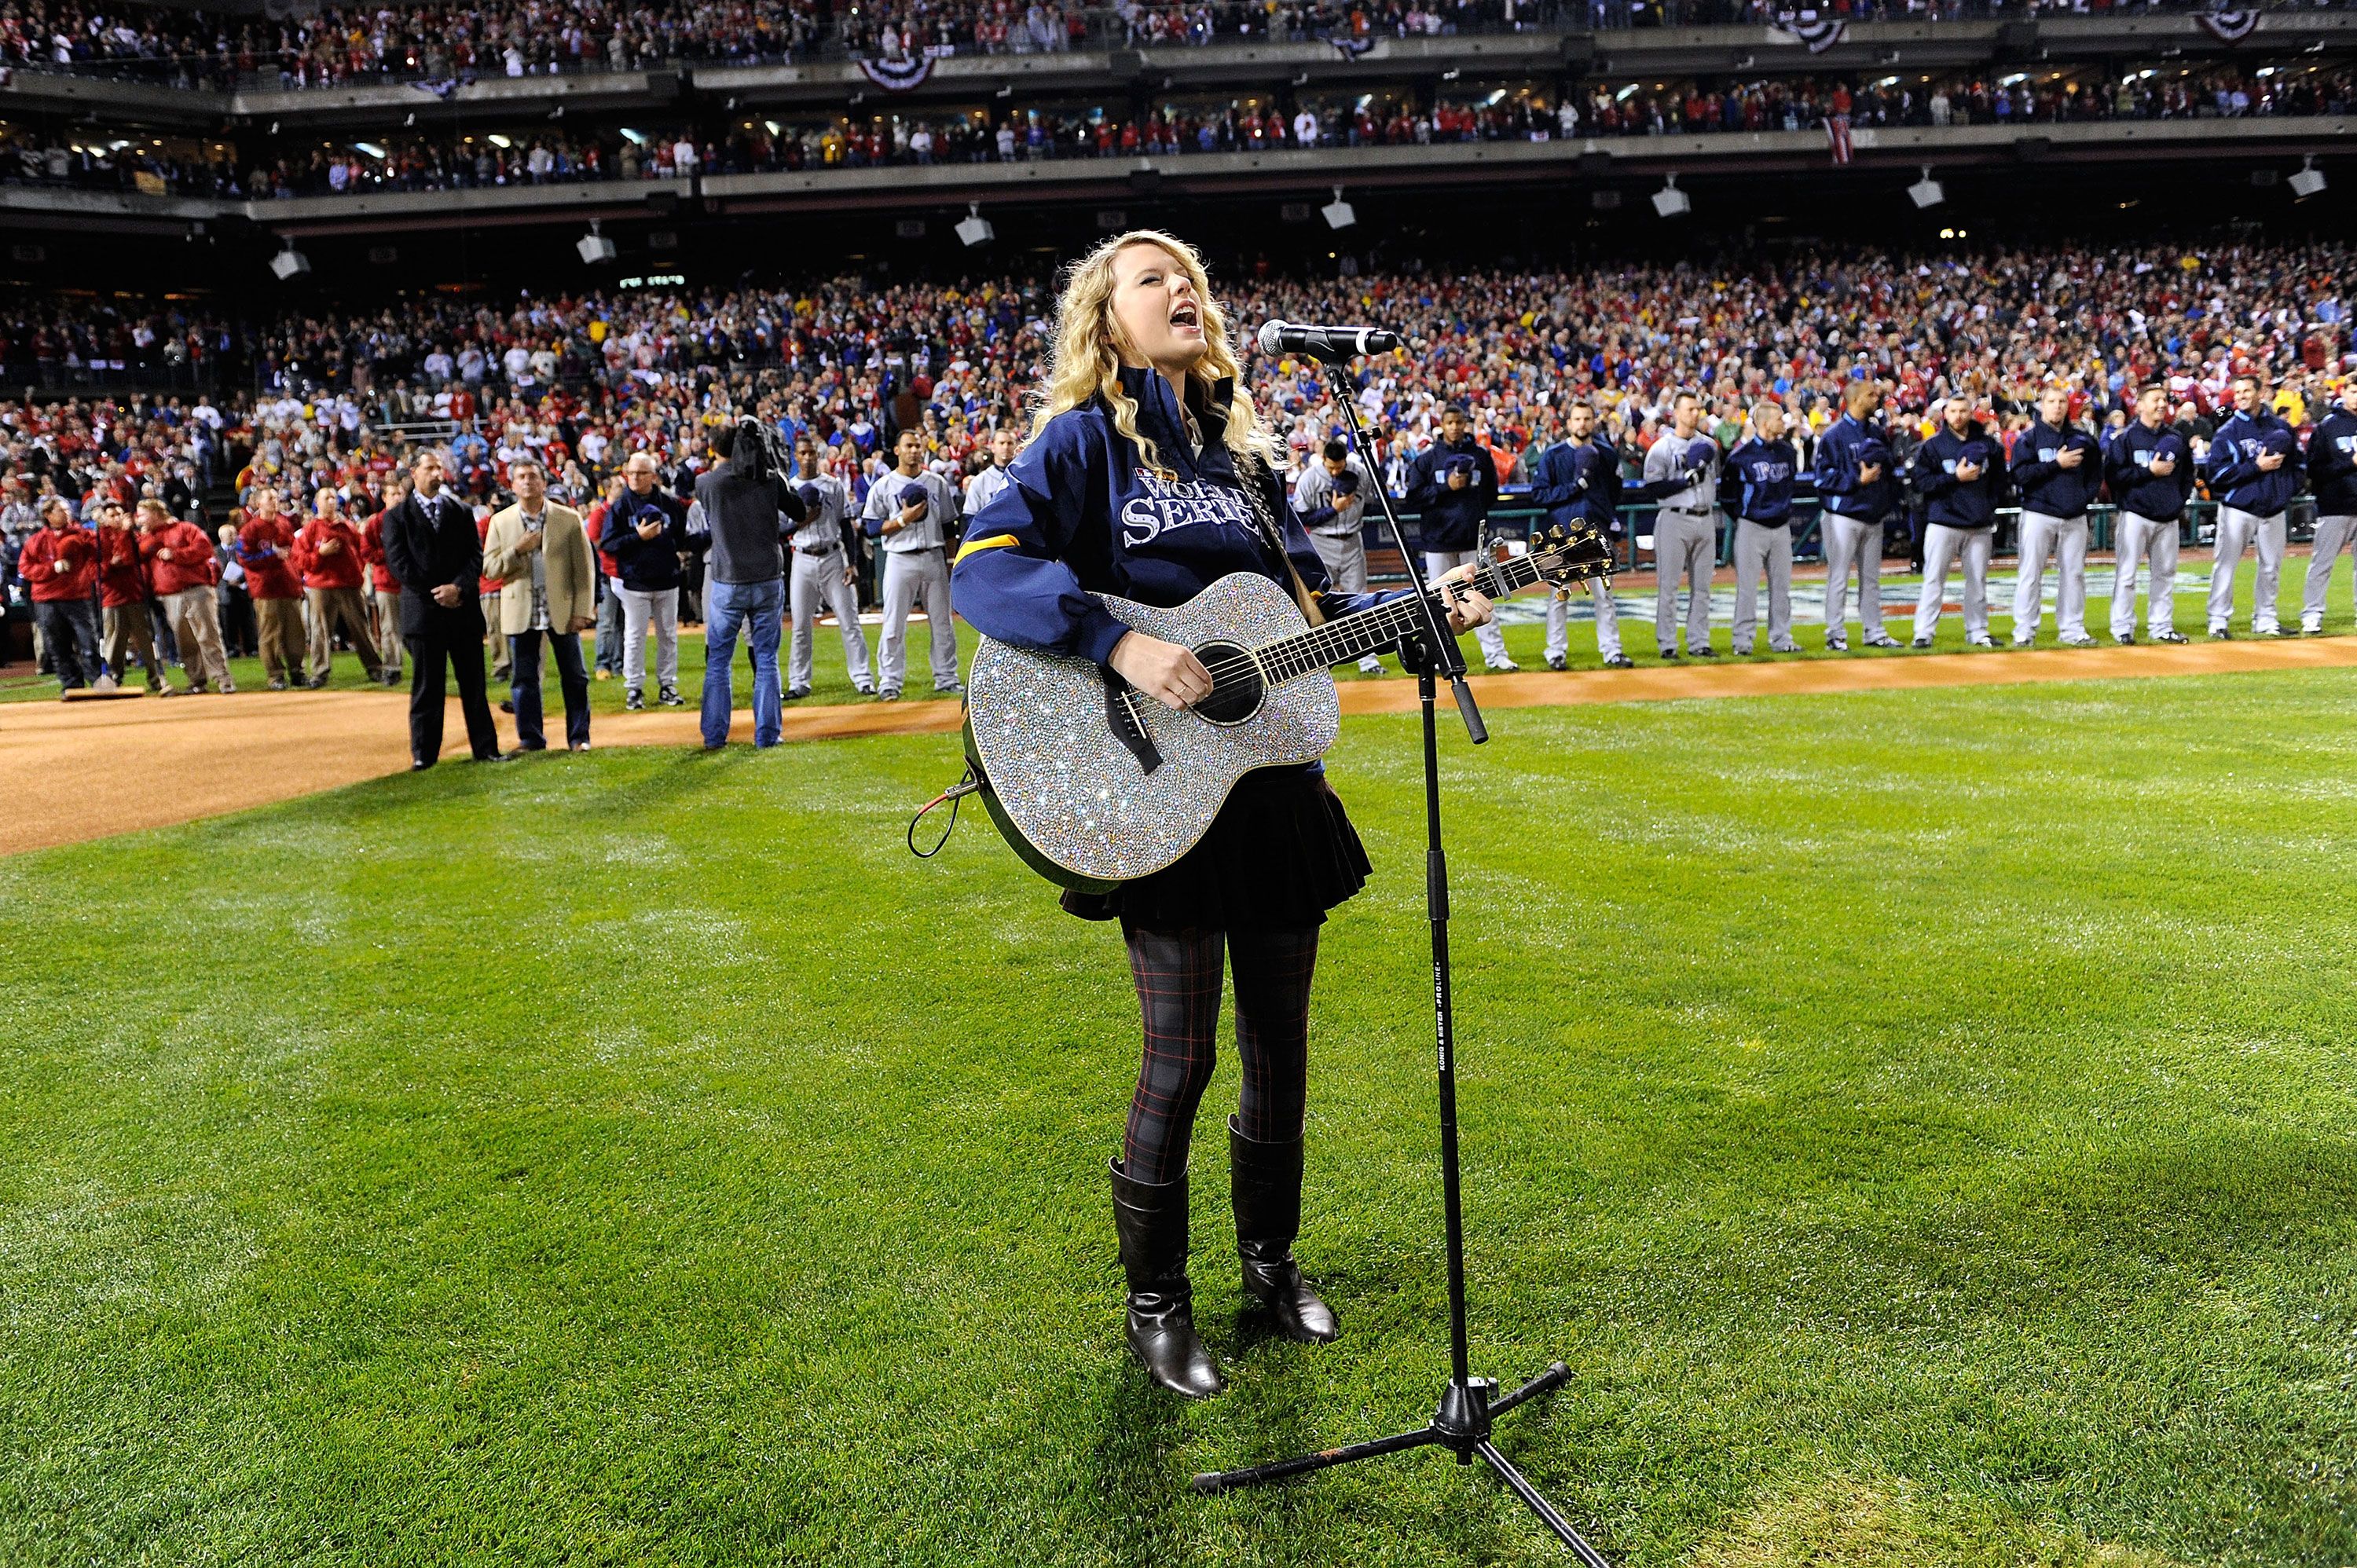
1189, 1361, 1610, 1565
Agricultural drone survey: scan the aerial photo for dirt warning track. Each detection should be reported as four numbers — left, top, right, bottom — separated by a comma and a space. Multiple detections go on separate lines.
6, 636, 2355, 856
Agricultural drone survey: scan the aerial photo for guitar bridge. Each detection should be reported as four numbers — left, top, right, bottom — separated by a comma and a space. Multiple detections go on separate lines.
1102, 670, 1164, 776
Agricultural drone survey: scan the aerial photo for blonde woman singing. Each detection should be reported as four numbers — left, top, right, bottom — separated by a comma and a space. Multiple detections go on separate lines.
951, 231, 1494, 1398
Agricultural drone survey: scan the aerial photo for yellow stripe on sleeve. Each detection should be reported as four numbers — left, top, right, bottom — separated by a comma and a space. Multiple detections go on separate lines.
953, 532, 1021, 566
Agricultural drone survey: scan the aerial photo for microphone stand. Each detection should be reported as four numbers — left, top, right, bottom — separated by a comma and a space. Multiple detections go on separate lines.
1189, 360, 1611, 1566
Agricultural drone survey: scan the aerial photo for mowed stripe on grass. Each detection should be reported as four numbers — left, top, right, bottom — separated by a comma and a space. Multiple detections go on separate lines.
2, 669, 2355, 1564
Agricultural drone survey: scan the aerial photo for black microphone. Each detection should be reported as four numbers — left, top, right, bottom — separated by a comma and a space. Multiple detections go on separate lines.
1257, 320, 1402, 361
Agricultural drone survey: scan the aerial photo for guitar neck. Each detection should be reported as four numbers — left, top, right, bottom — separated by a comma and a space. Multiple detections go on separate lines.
1256, 553, 1547, 683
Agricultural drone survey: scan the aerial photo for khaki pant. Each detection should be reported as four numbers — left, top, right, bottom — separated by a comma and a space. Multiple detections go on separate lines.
306, 585, 386, 683
372, 588, 404, 676
486, 588, 509, 680
254, 595, 305, 684
102, 603, 167, 689
162, 586, 232, 690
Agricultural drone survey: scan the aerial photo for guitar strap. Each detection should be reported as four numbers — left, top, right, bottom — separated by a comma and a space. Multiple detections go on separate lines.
1239, 452, 1326, 628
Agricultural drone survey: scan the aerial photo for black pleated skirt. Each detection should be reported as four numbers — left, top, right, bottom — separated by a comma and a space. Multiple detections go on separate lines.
1060, 764, 1372, 932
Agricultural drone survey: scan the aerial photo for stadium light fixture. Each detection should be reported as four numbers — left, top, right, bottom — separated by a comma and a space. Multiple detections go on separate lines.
577, 220, 617, 265
268, 242, 310, 281
2290, 156, 2327, 199
1908, 165, 1945, 210
1651, 174, 1691, 218
1321, 185, 1357, 231
955, 202, 995, 248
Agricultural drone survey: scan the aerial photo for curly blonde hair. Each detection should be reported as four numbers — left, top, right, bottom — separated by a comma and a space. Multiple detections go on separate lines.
1026, 229, 1276, 479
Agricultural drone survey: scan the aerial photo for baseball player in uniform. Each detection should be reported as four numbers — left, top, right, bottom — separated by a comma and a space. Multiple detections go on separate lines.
863, 427, 963, 698
1643, 389, 1721, 658
787, 441, 876, 700
2007, 386, 2103, 647
964, 427, 1020, 520
1725, 401, 1800, 655
2204, 372, 2300, 639
1405, 405, 1516, 671
1908, 397, 2002, 647
2102, 383, 2194, 645
2300, 377, 2357, 634
1810, 381, 1902, 650
1526, 402, 1630, 669
1291, 438, 1385, 676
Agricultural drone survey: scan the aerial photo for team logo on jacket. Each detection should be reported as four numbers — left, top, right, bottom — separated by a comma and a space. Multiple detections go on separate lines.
1120, 473, 1255, 547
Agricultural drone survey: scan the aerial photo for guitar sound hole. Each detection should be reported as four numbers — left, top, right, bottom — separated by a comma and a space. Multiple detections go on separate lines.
1189, 639, 1264, 727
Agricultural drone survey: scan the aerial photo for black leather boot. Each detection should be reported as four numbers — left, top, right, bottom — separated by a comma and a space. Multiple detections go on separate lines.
1108, 1159, 1223, 1399
1229, 1116, 1340, 1343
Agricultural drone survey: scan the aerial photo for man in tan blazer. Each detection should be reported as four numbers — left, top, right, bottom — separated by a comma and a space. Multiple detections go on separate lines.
482, 459, 596, 752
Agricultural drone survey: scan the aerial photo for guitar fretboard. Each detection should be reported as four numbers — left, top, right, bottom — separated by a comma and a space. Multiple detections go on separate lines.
1254, 554, 1549, 684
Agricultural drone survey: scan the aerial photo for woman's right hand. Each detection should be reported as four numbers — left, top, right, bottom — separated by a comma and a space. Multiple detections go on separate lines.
1109, 631, 1214, 709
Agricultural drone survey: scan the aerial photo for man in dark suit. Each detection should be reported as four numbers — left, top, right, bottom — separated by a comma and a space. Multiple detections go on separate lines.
382, 449, 508, 769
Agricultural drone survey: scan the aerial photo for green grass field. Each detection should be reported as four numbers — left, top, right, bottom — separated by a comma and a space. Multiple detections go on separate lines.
6, 665, 2357, 1565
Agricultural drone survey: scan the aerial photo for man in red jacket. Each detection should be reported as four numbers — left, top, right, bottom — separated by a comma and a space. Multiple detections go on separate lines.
137, 498, 233, 693
359, 477, 408, 687
95, 498, 170, 694
17, 496, 101, 693
292, 490, 388, 688
237, 488, 305, 689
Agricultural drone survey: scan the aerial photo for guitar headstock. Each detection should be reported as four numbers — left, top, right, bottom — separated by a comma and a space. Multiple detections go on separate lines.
1527, 523, 1615, 588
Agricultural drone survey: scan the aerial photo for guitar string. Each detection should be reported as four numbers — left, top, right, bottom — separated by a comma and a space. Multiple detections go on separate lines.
1192, 554, 1553, 684
1186, 550, 1589, 687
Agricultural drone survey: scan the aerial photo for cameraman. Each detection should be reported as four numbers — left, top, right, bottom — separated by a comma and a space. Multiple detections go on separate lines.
690, 419, 808, 748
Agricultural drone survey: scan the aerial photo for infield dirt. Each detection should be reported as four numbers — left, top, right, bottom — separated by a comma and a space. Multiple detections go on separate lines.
7, 635, 2355, 856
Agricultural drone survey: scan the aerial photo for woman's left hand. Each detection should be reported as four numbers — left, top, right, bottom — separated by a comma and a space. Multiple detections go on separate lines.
1435, 563, 1494, 633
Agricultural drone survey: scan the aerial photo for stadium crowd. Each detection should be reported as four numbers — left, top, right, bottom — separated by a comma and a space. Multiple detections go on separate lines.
5, 235, 2352, 701
9, 60, 2341, 203
5, 0, 2337, 90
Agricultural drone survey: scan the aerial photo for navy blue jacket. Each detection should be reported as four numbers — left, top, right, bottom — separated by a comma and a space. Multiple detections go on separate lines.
1404, 434, 1498, 551
2007, 420, 2103, 518
1726, 435, 1799, 525
951, 366, 1389, 669
2307, 408, 2357, 516
1526, 437, 1623, 535
1812, 412, 1897, 523
2102, 420, 2195, 522
602, 488, 690, 591
1911, 424, 2003, 530
2206, 409, 2301, 516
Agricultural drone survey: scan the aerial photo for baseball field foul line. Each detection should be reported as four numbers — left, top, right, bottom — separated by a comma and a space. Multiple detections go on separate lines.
5, 636, 2355, 857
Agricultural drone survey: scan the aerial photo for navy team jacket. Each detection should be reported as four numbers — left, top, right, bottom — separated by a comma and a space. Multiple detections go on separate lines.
1911, 424, 2003, 530
1526, 437, 1623, 535
2007, 420, 2103, 518
951, 366, 1392, 668
1404, 434, 1499, 551
1811, 412, 1897, 523
2309, 408, 2357, 517
2102, 421, 2195, 522
2206, 409, 2302, 516
1725, 435, 1799, 525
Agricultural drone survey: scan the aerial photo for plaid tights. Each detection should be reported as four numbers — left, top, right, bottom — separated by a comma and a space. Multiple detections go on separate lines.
1120, 924, 1318, 1185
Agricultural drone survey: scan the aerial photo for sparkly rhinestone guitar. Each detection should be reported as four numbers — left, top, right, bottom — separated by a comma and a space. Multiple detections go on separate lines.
962, 524, 1614, 892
